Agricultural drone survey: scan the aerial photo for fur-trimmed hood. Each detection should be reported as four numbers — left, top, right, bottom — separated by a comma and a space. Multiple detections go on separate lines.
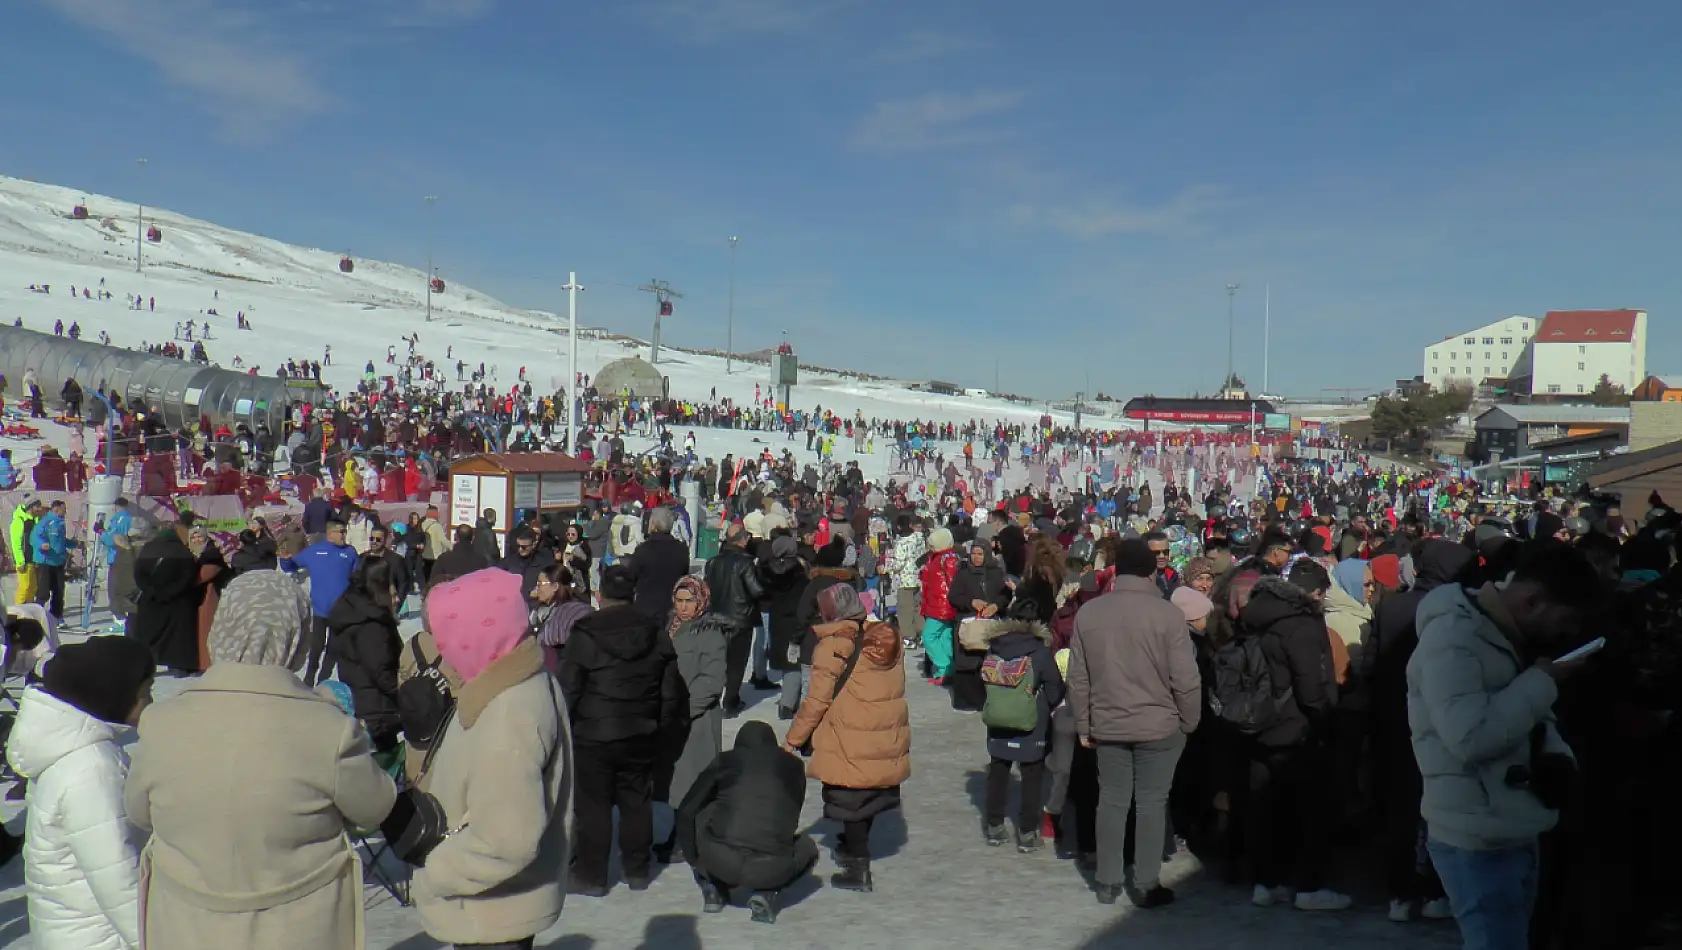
978, 617, 1052, 647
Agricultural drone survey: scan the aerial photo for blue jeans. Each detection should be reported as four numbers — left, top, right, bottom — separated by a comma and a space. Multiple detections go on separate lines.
1427, 838, 1538, 950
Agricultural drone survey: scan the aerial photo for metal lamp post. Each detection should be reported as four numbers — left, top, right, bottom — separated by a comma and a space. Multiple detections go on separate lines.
424, 195, 437, 322
727, 235, 738, 374
135, 158, 147, 273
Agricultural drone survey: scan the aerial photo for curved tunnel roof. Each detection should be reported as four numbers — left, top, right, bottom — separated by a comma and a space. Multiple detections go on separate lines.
0, 325, 328, 432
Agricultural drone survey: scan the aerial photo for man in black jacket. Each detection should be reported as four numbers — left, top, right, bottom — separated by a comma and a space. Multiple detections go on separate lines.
432, 524, 489, 585
629, 507, 692, 629
498, 525, 546, 603
677, 720, 816, 924
704, 523, 766, 717
1236, 560, 1349, 912
561, 564, 683, 895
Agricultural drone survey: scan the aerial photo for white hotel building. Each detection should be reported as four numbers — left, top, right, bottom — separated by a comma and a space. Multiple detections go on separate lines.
1422, 315, 1535, 390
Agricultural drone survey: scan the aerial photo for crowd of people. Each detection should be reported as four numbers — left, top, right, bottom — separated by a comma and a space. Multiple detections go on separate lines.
0, 426, 1675, 950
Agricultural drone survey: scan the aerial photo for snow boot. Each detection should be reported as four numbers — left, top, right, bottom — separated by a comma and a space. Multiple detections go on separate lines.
830, 856, 874, 893
749, 890, 780, 924
696, 873, 727, 914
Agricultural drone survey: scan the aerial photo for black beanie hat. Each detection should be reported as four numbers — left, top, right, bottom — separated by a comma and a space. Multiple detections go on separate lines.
42, 637, 156, 725
598, 564, 637, 602
1114, 539, 1157, 578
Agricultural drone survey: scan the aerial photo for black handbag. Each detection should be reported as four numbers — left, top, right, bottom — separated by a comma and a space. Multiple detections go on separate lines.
380, 704, 455, 867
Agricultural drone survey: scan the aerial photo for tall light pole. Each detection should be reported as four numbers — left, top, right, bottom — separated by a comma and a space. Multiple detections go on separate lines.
135, 158, 148, 273
726, 235, 739, 374
563, 272, 584, 453
1224, 282, 1240, 396
1263, 284, 1271, 397
424, 195, 438, 322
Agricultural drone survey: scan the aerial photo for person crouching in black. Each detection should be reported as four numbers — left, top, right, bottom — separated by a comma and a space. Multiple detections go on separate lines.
677, 720, 816, 925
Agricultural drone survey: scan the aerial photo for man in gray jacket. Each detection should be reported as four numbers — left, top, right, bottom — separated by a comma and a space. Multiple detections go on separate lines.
1408, 543, 1597, 950
1068, 539, 1201, 910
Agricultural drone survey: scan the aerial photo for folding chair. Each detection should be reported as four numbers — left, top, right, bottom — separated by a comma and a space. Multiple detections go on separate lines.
352, 742, 412, 906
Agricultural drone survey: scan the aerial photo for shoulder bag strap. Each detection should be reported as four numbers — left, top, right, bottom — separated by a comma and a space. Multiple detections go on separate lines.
828, 623, 868, 701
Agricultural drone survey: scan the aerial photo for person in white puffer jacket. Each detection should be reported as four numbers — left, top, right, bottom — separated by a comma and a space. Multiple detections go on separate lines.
7, 636, 157, 950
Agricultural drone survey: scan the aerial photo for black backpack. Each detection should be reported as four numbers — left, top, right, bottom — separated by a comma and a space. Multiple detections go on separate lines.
1208, 632, 1291, 735
398, 637, 456, 747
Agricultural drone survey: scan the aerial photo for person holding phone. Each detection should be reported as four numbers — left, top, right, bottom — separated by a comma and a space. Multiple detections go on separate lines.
1407, 543, 1601, 950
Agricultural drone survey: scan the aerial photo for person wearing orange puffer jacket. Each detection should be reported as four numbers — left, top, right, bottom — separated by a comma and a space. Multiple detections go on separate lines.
918, 528, 958, 683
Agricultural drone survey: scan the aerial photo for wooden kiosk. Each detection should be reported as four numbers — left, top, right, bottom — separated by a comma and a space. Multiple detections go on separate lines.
447, 453, 591, 551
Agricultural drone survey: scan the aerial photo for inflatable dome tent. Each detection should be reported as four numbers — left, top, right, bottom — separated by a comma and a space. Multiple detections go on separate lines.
594, 356, 665, 400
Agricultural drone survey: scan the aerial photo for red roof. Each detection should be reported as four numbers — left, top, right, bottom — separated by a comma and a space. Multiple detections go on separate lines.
1536, 309, 1640, 344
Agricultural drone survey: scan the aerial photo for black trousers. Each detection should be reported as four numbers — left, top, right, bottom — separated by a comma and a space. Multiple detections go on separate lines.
573, 737, 656, 888
1373, 727, 1442, 902
841, 819, 874, 858
302, 616, 334, 687
1246, 742, 1333, 893
454, 940, 533, 950
985, 757, 1046, 831
1067, 742, 1100, 855
721, 622, 753, 710
36, 564, 65, 620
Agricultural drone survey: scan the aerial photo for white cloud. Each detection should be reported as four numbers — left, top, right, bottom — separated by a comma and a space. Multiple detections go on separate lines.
849, 90, 1026, 154
637, 0, 843, 44
872, 29, 986, 65
40, 0, 329, 140
382, 0, 494, 28
1012, 185, 1229, 238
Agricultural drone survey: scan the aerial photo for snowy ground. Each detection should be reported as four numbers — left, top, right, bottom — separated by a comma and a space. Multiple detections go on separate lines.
0, 619, 1459, 950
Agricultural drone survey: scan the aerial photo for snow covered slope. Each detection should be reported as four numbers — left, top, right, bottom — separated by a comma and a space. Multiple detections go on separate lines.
0, 173, 1124, 439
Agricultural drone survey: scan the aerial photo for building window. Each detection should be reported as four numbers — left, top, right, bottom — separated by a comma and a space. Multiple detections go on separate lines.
1483, 337, 1494, 345
1484, 352, 1491, 360
1578, 384, 1586, 393
1432, 352, 1439, 360
1522, 322, 1529, 330
1463, 337, 1475, 344
1579, 345, 1586, 354
1484, 367, 1491, 376
1500, 337, 1512, 345
1450, 367, 1457, 375
1502, 352, 1508, 360
1578, 362, 1585, 370
1548, 384, 1561, 394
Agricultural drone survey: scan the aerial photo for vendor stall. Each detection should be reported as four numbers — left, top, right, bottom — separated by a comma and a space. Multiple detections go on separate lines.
447, 453, 590, 550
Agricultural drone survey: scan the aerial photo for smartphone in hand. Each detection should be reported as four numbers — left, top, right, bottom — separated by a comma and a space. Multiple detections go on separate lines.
1556, 637, 1607, 664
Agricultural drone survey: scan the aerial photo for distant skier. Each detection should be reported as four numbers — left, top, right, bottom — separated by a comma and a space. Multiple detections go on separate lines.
148, 296, 154, 312
323, 345, 331, 366
53, 319, 63, 337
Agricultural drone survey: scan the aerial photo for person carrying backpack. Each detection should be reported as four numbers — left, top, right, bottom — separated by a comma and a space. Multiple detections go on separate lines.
1234, 559, 1351, 912
977, 597, 1064, 852
1067, 539, 1200, 910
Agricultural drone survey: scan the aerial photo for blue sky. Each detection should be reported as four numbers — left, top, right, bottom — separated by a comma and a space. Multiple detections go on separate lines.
5, 1, 1682, 401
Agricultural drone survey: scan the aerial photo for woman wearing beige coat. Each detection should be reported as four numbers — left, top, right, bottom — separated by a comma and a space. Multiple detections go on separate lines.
124, 570, 396, 950
413, 567, 573, 950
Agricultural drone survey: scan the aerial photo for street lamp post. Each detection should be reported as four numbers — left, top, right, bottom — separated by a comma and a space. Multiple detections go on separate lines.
1224, 282, 1240, 395
135, 158, 148, 273
727, 235, 739, 374
424, 195, 437, 322
562, 272, 584, 452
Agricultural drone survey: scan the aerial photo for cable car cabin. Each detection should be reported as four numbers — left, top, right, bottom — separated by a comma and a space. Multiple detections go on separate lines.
146, 225, 162, 243
430, 277, 446, 293
71, 204, 89, 220
339, 256, 355, 274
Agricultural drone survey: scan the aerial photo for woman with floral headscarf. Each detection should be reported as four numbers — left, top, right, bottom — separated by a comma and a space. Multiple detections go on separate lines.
654, 574, 728, 863
125, 571, 397, 950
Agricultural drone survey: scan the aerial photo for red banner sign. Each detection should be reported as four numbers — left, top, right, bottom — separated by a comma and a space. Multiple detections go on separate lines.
1124, 408, 1261, 423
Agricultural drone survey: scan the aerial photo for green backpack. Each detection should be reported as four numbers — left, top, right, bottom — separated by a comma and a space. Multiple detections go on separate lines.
980, 654, 1038, 732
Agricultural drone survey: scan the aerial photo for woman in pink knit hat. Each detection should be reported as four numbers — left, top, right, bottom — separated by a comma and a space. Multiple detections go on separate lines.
413, 567, 573, 950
